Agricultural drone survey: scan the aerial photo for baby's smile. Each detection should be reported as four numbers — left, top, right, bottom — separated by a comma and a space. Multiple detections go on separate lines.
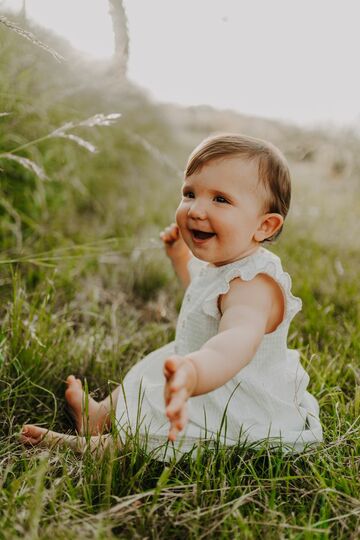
190, 229, 216, 242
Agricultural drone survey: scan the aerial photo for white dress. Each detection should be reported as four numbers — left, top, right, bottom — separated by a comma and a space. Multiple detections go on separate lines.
115, 247, 323, 460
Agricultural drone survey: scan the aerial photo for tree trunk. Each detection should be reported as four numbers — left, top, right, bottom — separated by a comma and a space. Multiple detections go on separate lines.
19, 0, 27, 22
108, 0, 129, 77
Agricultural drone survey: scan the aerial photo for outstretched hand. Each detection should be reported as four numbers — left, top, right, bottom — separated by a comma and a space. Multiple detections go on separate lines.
163, 355, 197, 441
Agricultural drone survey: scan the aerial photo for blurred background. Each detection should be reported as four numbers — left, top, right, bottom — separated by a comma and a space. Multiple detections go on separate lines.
2, 0, 360, 128
1, 0, 359, 252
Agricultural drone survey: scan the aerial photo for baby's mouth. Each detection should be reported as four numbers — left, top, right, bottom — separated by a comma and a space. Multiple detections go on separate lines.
191, 229, 216, 240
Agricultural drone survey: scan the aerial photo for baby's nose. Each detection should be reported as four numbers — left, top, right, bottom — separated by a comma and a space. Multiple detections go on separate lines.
188, 199, 207, 219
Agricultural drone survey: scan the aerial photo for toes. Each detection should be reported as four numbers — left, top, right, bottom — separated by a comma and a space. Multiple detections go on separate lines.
66, 375, 76, 385
20, 425, 46, 445
66, 375, 82, 389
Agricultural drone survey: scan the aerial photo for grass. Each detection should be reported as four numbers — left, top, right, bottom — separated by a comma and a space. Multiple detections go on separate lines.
0, 14, 359, 539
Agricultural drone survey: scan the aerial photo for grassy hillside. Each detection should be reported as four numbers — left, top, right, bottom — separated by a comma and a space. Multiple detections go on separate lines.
0, 14, 359, 539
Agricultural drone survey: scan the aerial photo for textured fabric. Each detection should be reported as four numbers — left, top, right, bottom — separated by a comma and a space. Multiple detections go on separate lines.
115, 247, 322, 460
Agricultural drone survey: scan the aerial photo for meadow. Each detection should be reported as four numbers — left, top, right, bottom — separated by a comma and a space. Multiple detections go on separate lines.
0, 15, 359, 539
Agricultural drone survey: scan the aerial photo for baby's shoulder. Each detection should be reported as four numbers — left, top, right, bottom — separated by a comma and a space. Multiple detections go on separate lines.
218, 250, 286, 331
220, 271, 284, 316
218, 248, 299, 331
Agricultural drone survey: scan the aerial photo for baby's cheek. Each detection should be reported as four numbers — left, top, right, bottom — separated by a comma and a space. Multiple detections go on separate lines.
175, 205, 185, 230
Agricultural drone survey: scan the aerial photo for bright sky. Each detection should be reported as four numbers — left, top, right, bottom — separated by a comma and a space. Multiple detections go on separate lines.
1, 0, 360, 128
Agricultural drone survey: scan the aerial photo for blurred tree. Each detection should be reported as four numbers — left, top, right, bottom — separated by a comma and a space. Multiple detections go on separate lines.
19, 0, 26, 21
108, 0, 129, 77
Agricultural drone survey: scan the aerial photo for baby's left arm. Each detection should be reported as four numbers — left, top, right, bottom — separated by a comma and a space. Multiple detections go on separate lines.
164, 273, 284, 440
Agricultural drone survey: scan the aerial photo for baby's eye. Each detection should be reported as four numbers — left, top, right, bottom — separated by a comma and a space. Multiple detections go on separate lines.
183, 191, 195, 199
214, 195, 229, 204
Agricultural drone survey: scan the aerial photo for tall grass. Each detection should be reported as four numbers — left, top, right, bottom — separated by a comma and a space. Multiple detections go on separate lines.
0, 14, 359, 539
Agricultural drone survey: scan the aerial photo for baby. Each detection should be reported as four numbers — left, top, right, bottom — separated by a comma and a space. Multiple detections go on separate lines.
21, 134, 322, 458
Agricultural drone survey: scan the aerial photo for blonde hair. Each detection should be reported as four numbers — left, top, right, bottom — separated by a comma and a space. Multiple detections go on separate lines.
185, 133, 291, 242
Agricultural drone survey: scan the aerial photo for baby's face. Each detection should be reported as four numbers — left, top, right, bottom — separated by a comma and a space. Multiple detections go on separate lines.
176, 156, 268, 266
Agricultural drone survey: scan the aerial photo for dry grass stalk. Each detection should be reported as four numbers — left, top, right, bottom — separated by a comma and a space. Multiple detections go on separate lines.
0, 152, 48, 180
0, 15, 64, 62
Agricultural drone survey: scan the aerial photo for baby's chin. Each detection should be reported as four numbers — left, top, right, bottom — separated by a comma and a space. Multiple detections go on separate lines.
188, 250, 210, 262
189, 251, 221, 265
192, 250, 255, 267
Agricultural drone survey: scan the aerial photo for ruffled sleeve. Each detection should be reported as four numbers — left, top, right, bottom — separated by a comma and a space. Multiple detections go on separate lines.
201, 249, 302, 326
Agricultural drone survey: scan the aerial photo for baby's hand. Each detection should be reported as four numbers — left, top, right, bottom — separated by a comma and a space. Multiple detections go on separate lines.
163, 355, 197, 441
160, 223, 189, 262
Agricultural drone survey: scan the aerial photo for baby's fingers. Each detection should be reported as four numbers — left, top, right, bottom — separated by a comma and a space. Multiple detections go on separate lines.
168, 404, 188, 441
169, 366, 189, 392
163, 355, 183, 380
166, 387, 187, 419
159, 223, 179, 244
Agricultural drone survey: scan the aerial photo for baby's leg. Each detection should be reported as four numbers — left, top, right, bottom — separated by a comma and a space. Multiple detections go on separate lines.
65, 375, 121, 435
20, 425, 117, 454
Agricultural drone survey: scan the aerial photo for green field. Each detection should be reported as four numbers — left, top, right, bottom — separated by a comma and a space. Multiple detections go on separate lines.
0, 16, 359, 539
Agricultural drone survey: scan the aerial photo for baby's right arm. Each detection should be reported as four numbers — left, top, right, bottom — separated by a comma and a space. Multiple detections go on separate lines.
160, 223, 191, 288
164, 273, 283, 440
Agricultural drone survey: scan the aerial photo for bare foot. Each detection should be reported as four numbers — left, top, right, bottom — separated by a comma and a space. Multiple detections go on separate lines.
65, 375, 109, 435
20, 424, 114, 454
20, 424, 82, 451
20, 424, 50, 446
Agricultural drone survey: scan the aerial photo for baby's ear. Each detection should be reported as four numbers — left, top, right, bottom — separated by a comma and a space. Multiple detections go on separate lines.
254, 213, 284, 242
